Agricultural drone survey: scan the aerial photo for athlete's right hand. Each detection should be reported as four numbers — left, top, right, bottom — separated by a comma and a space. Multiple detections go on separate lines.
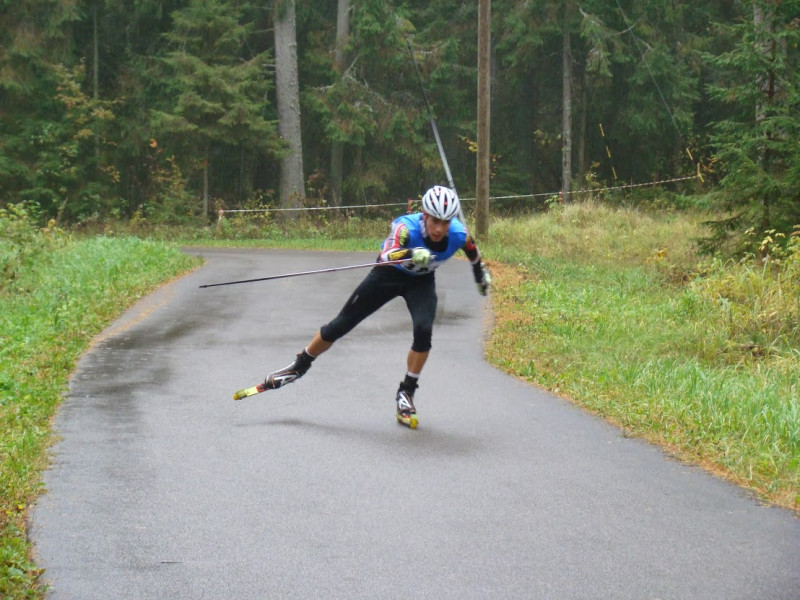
477, 266, 492, 295
411, 247, 432, 267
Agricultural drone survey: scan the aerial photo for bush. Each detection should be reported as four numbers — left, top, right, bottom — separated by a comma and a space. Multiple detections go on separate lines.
690, 226, 800, 359
0, 203, 66, 291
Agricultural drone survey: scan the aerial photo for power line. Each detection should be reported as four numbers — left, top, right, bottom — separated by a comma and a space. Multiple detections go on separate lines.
219, 175, 699, 215
612, 0, 704, 182
613, 0, 684, 140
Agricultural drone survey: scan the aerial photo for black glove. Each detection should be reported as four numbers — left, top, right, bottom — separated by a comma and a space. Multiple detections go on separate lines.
472, 263, 492, 296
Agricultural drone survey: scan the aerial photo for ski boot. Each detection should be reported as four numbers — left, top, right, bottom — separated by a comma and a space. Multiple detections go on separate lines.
264, 350, 314, 390
395, 380, 419, 429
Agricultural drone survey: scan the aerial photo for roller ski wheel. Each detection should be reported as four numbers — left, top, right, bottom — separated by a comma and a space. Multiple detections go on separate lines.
396, 390, 418, 430
233, 381, 268, 400
396, 411, 419, 430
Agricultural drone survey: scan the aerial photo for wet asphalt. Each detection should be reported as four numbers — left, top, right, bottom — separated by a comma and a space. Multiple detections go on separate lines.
31, 248, 800, 599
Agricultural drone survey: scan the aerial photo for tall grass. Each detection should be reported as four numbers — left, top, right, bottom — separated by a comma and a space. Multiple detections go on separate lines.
485, 199, 703, 269
123, 209, 395, 252
689, 228, 800, 360
483, 202, 799, 510
1, 206, 199, 598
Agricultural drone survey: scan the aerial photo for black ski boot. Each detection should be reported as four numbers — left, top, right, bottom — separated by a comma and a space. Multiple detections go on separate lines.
395, 379, 419, 429
265, 350, 314, 390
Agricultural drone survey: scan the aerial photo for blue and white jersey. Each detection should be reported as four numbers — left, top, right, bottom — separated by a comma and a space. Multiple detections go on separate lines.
379, 213, 469, 275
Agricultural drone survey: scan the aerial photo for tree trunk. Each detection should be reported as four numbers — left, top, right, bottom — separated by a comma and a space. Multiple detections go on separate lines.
239, 146, 246, 204
754, 0, 776, 232
203, 148, 209, 217
93, 3, 100, 166
561, 4, 574, 200
475, 0, 491, 238
330, 0, 349, 207
275, 0, 305, 210
578, 72, 587, 184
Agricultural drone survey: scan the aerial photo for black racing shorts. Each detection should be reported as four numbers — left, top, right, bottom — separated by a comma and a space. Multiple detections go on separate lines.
319, 265, 437, 353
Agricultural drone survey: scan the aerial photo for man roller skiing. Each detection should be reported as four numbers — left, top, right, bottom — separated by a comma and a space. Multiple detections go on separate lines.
262, 185, 491, 429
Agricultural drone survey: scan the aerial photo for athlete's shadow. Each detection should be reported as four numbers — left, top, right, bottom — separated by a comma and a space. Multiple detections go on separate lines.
236, 417, 485, 457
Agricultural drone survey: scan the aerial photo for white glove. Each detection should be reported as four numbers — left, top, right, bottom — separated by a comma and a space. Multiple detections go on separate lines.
411, 247, 432, 267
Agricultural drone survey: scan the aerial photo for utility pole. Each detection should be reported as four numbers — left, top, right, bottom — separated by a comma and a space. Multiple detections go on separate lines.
561, 0, 575, 201
475, 0, 491, 238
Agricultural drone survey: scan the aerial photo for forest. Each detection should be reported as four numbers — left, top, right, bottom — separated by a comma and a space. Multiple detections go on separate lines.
1, 0, 798, 247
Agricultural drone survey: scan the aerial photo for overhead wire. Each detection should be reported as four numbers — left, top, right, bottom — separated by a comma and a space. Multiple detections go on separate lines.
224, 6, 704, 223
218, 175, 699, 216
612, 0, 704, 182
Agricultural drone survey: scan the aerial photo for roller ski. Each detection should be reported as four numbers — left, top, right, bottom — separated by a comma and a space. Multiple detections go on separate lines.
395, 381, 419, 429
233, 351, 314, 400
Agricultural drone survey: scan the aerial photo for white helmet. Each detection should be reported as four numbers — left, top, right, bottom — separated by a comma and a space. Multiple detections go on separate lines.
421, 186, 460, 220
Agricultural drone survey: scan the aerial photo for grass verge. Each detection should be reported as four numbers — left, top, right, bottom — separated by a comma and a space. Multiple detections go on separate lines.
1, 232, 199, 599
483, 203, 799, 511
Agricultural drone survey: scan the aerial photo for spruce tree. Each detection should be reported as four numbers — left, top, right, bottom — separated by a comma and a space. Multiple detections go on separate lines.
703, 0, 800, 249
152, 0, 283, 218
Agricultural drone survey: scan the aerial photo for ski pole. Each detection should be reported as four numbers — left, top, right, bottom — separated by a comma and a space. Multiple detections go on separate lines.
406, 38, 468, 226
198, 259, 407, 288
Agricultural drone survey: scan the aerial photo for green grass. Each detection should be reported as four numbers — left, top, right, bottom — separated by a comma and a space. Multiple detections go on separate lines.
0, 229, 199, 598
139, 211, 392, 252
483, 203, 800, 510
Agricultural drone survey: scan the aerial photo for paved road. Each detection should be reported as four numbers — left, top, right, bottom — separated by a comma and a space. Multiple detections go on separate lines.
32, 248, 800, 599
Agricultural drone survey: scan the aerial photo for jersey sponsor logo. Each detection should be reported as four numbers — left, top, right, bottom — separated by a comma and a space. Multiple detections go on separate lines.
388, 250, 408, 261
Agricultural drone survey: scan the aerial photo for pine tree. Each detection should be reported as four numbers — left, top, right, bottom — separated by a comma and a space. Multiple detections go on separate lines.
703, 0, 800, 248
152, 0, 283, 218
0, 0, 96, 217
